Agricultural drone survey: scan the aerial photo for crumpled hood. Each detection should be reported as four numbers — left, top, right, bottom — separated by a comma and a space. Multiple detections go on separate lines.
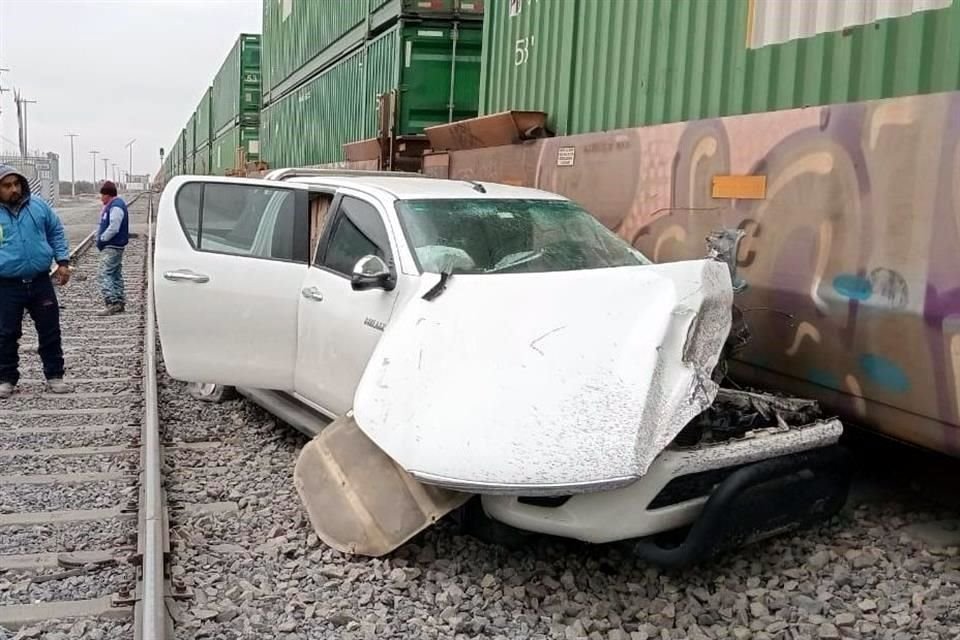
352, 259, 733, 495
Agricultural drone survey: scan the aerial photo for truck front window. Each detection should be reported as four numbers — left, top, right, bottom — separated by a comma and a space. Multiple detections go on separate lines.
395, 198, 651, 274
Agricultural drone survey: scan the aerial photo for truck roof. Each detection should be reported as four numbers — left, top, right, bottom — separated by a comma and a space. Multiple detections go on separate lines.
286, 174, 569, 202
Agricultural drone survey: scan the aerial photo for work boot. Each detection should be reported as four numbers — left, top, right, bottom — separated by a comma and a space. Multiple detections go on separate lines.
0, 382, 14, 399
46, 378, 71, 394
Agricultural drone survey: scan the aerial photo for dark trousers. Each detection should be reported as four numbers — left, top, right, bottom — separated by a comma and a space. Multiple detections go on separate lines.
0, 274, 64, 384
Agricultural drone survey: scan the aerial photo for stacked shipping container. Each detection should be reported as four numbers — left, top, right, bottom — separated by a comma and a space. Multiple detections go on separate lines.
211, 34, 262, 175
161, 2, 483, 179
193, 88, 213, 175
259, 0, 483, 168
479, 0, 959, 134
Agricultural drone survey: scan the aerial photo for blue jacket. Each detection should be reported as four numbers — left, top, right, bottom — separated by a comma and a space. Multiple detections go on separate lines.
0, 164, 69, 279
97, 197, 129, 250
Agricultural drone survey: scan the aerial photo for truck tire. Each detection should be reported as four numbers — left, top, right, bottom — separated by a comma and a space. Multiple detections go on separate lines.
186, 382, 236, 404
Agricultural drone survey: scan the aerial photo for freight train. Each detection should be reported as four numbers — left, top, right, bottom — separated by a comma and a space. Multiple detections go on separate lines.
156, 0, 960, 461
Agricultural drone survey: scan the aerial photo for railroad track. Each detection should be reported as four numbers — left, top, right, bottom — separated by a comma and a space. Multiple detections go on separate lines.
0, 194, 169, 639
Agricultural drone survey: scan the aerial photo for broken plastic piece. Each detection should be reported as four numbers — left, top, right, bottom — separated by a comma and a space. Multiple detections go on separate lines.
294, 413, 470, 557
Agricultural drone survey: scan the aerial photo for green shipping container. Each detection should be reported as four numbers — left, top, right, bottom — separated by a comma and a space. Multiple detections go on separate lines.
262, 0, 485, 105
185, 112, 197, 156
262, 0, 367, 103
262, 21, 482, 168
212, 34, 261, 137
196, 87, 213, 148
175, 128, 187, 176
262, 47, 366, 169
480, 0, 960, 135
211, 125, 260, 176
367, 21, 482, 134
195, 144, 211, 176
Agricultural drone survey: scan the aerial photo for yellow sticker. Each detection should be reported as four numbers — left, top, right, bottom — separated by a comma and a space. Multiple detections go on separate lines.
712, 175, 767, 200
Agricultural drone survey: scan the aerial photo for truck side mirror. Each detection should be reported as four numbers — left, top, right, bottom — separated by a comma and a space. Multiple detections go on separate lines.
351, 255, 395, 292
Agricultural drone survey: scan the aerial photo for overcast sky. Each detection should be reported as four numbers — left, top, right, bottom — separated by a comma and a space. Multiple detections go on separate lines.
0, 0, 261, 183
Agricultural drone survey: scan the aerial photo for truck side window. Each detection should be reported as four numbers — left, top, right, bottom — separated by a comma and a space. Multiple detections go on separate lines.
174, 182, 202, 246
321, 196, 390, 277
174, 182, 308, 263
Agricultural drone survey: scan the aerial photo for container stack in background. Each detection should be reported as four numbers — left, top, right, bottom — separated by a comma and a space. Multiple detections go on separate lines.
211, 34, 262, 175
260, 0, 483, 169
156, 0, 482, 184
160, 33, 262, 181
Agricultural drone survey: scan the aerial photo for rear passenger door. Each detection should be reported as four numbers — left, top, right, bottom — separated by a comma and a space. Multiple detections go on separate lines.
154, 177, 311, 391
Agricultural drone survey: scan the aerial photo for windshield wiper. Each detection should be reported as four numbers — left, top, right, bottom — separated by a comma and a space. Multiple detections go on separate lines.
485, 249, 544, 273
422, 267, 453, 301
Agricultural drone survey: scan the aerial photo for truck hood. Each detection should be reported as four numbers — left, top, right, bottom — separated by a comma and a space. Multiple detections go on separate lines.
352, 259, 733, 495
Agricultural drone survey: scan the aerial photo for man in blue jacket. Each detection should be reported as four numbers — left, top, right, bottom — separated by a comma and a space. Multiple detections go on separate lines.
0, 164, 71, 398
96, 181, 128, 316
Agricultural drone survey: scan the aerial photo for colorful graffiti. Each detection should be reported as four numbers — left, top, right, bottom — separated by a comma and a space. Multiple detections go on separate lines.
443, 91, 960, 457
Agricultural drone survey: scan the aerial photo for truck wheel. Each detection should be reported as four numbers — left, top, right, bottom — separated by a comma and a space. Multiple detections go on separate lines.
455, 498, 530, 551
186, 382, 236, 404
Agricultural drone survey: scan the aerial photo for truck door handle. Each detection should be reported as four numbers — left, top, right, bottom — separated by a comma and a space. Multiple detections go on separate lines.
163, 269, 209, 283
301, 286, 324, 302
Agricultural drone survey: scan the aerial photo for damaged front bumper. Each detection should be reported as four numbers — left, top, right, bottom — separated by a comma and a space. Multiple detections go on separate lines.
480, 412, 846, 550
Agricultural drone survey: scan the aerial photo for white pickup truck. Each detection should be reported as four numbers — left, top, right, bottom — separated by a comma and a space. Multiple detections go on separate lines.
154, 169, 850, 567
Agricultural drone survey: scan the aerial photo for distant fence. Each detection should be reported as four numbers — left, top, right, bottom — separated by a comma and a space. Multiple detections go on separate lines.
0, 153, 60, 206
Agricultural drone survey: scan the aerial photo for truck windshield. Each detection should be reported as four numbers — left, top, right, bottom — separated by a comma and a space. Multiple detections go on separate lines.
395, 198, 651, 274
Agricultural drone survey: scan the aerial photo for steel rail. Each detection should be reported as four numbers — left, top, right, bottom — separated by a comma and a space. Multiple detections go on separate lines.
134, 191, 169, 640
50, 228, 96, 277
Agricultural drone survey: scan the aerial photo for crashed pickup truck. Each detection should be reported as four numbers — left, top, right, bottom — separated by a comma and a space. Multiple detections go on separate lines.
154, 169, 850, 567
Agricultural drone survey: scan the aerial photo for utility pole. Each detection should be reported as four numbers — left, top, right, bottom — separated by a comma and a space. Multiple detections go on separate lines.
90, 150, 99, 184
102, 158, 109, 184
65, 134, 79, 197
112, 163, 118, 185
125, 138, 135, 185
14, 93, 36, 157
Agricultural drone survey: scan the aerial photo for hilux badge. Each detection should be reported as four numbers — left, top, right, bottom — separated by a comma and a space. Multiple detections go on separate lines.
364, 317, 385, 332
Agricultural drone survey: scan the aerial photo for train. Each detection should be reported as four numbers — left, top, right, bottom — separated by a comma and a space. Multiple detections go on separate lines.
155, 0, 960, 461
